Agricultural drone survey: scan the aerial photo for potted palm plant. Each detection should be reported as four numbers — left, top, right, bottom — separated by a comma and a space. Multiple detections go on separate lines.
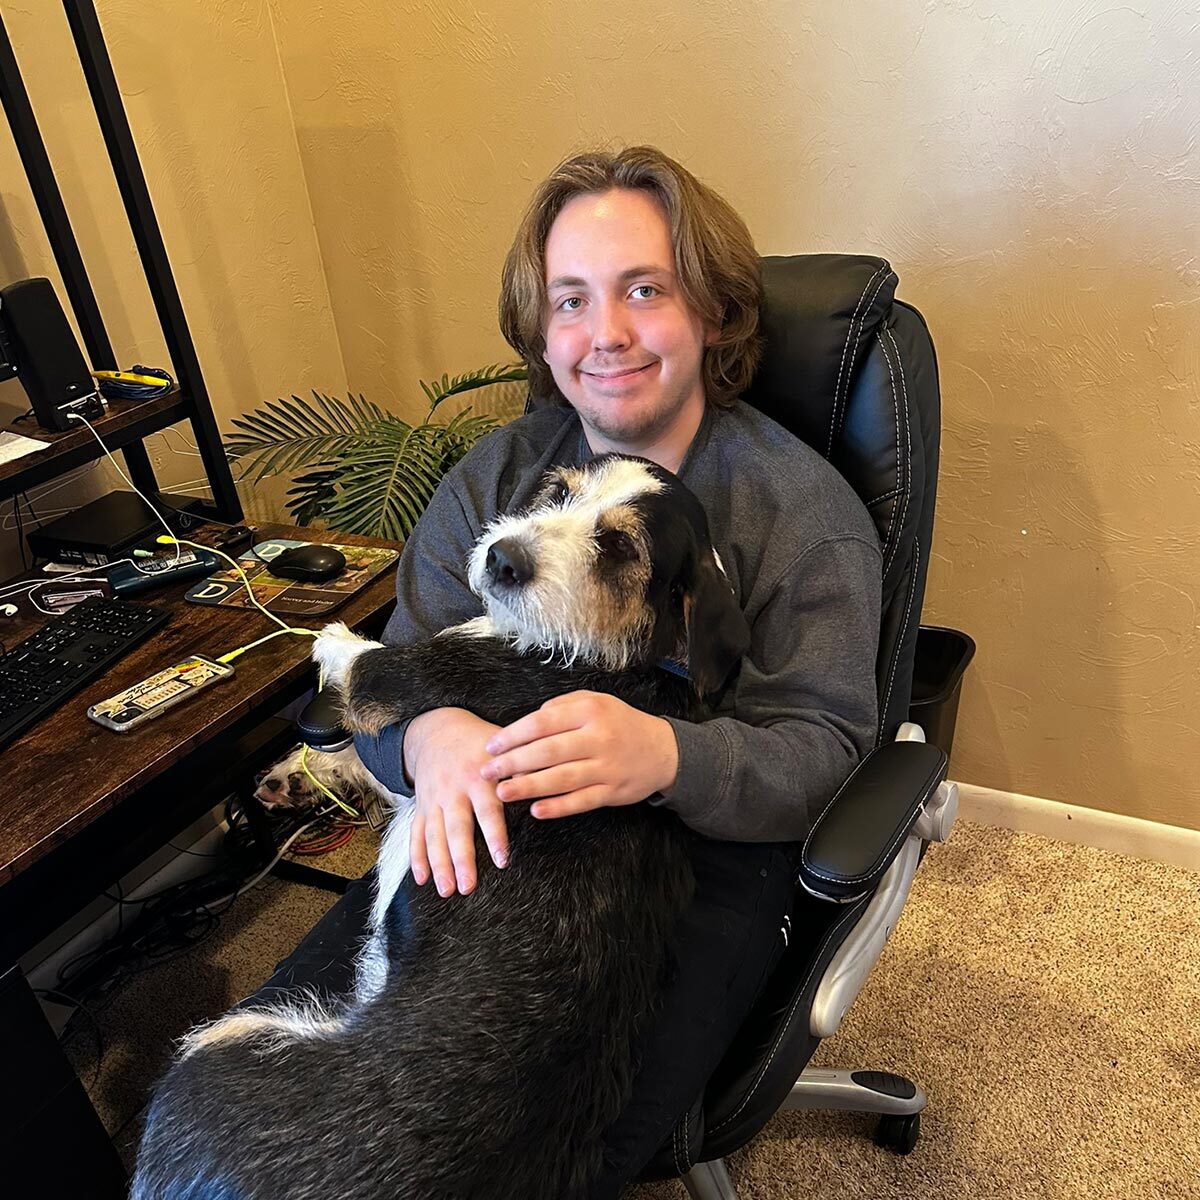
225, 364, 527, 540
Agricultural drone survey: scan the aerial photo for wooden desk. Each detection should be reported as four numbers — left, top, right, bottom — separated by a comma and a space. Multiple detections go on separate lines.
0, 522, 398, 1196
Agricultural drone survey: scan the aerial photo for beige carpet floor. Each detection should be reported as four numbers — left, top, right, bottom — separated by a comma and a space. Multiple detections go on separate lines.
62, 817, 1200, 1198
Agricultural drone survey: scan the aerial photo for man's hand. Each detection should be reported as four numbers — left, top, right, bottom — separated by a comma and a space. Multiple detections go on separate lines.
404, 708, 508, 897
480, 691, 680, 820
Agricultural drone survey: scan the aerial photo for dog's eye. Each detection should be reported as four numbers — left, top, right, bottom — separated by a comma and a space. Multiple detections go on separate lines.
596, 528, 637, 562
549, 478, 571, 504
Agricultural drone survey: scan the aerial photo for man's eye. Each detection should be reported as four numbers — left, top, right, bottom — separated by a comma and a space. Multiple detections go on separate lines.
559, 296, 583, 311
631, 285, 659, 300
596, 529, 637, 562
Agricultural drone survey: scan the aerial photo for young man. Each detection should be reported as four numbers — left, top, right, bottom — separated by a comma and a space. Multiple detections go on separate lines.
356, 147, 882, 1193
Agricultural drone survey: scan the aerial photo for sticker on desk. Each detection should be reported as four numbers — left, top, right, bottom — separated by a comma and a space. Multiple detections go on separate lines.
184, 540, 398, 616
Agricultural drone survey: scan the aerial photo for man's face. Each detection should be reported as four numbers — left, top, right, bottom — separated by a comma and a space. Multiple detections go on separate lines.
542, 188, 715, 455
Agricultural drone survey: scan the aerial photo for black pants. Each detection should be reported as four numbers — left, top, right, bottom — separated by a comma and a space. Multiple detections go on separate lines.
592, 836, 799, 1198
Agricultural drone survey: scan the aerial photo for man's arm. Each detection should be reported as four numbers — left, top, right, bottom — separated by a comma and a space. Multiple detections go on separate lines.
482, 534, 883, 844
659, 534, 882, 842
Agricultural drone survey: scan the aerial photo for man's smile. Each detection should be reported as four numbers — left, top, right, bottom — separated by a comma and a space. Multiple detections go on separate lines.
581, 362, 657, 383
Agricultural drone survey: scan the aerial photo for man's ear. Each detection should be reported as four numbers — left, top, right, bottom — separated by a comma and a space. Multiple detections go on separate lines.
686, 551, 750, 696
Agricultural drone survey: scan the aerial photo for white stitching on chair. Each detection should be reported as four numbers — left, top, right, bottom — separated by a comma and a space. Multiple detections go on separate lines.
881, 327, 913, 580
801, 760, 941, 884
879, 539, 920, 749
877, 325, 918, 744
673, 1115, 686, 1175
707, 901, 869, 1135
876, 331, 905, 575
827, 265, 891, 459
864, 485, 903, 509
827, 263, 890, 459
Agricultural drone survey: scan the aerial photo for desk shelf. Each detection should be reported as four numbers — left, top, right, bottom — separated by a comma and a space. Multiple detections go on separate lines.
0, 390, 190, 498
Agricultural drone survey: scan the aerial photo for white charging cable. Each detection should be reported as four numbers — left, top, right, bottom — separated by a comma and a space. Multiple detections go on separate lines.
0, 412, 190, 613
64, 411, 182, 566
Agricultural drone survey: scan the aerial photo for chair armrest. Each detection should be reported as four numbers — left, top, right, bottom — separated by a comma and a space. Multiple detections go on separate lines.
799, 740, 947, 903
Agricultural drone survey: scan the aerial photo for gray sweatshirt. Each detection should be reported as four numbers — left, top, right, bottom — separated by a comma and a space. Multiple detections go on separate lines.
354, 399, 882, 843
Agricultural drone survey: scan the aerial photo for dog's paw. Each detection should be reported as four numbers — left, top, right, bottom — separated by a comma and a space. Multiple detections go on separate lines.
254, 743, 361, 812
313, 621, 382, 689
253, 744, 319, 810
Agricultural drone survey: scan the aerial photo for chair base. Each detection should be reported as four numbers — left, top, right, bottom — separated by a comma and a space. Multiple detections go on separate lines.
270, 858, 351, 894
782, 1066, 926, 1116
683, 1158, 738, 1200
679, 1068, 925, 1197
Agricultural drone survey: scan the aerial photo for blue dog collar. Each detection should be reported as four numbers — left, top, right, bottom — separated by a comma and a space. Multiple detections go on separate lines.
655, 658, 691, 681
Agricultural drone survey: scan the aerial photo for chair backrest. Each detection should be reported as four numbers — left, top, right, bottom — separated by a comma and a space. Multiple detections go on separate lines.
743, 254, 942, 743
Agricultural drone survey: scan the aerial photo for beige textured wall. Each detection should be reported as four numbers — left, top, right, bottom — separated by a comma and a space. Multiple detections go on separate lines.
2, 1, 1197, 832
268, 0, 1200, 832
0, 0, 344, 579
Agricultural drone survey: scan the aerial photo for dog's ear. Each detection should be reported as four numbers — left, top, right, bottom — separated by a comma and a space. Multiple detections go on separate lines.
685, 552, 751, 696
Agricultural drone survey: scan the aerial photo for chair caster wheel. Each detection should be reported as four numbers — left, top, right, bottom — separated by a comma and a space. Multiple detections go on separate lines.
874, 1112, 920, 1155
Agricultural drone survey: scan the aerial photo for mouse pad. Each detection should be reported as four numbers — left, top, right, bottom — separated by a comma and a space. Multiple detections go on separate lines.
184, 539, 399, 616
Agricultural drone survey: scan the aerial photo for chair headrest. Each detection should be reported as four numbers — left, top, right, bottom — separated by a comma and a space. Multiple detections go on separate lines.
744, 255, 897, 459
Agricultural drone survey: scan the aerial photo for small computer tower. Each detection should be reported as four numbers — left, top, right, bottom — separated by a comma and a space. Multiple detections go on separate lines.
27, 490, 207, 566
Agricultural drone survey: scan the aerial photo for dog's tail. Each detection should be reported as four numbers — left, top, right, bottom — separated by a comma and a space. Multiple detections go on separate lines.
177, 991, 348, 1062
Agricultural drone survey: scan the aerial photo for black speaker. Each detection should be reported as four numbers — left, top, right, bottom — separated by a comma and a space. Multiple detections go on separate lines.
0, 277, 102, 431
0, 314, 17, 383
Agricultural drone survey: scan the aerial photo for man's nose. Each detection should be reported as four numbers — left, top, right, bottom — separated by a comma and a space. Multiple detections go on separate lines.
591, 299, 632, 352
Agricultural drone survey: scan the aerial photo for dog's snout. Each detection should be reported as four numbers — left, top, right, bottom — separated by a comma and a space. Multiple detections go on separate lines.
485, 538, 535, 588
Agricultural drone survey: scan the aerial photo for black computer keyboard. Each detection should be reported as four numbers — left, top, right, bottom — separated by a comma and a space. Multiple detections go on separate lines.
0, 596, 170, 750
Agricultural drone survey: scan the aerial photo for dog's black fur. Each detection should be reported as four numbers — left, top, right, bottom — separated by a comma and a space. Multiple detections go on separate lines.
132, 457, 749, 1200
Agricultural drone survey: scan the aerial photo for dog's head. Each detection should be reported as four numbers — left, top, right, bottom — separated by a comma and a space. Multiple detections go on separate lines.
467, 455, 750, 694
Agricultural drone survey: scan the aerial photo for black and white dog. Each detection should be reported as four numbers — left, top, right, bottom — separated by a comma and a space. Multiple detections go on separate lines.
132, 455, 750, 1200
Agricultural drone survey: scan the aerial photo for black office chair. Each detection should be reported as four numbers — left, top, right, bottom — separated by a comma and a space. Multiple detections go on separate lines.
256, 254, 959, 1199
632, 254, 956, 1196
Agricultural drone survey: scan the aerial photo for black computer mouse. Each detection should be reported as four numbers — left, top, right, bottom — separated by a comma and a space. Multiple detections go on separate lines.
267, 543, 347, 583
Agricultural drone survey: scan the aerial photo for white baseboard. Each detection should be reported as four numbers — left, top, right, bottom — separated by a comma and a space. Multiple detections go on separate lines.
955, 782, 1200, 873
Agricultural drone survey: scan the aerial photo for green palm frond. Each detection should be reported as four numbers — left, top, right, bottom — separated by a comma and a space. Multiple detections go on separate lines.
438, 407, 504, 467
226, 391, 398, 483
419, 364, 528, 414
285, 465, 342, 529
296, 424, 477, 540
234, 367, 522, 539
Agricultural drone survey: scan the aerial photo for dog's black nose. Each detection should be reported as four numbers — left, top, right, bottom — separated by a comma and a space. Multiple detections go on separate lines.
486, 538, 535, 588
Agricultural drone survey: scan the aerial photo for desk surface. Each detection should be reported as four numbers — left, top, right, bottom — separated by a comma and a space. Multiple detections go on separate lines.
0, 523, 398, 886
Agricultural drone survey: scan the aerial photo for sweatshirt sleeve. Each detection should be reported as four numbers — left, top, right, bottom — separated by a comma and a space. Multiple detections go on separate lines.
656, 534, 882, 843
352, 473, 485, 795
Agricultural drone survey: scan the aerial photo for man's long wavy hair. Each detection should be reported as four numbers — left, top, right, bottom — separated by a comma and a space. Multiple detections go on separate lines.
499, 147, 764, 409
